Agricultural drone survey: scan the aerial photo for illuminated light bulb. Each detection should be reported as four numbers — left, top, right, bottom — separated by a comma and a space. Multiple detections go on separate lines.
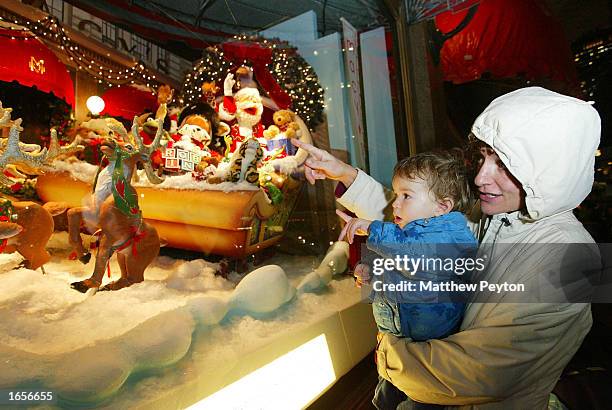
86, 95, 105, 115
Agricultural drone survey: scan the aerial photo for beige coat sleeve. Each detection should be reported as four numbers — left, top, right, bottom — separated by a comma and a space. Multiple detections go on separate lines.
336, 169, 395, 220
376, 301, 592, 406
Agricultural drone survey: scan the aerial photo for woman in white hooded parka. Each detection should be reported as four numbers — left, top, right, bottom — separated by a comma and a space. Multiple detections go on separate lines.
293, 87, 602, 409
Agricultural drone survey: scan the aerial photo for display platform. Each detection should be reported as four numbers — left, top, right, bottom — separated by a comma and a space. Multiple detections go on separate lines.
0, 233, 377, 409
147, 294, 377, 410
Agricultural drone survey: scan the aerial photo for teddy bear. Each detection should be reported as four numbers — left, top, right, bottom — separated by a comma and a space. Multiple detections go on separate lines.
201, 81, 220, 108
156, 85, 181, 133
264, 110, 301, 140
262, 110, 301, 158
157, 85, 173, 105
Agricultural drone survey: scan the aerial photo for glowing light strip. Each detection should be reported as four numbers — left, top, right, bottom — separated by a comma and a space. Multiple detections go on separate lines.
189, 334, 336, 409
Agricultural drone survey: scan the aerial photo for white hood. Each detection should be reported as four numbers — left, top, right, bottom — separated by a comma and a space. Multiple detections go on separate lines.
472, 87, 601, 220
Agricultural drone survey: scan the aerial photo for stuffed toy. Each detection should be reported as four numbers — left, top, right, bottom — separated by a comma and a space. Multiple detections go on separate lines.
262, 110, 300, 158
207, 137, 264, 185
157, 85, 173, 105
202, 81, 220, 108
272, 110, 300, 139
163, 103, 229, 173
217, 71, 266, 152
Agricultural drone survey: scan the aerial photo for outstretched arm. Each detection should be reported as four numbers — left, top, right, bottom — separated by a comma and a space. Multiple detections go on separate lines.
292, 139, 394, 220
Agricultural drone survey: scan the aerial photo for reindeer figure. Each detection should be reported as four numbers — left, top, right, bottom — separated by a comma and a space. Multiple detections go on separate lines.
69, 107, 166, 293
0, 101, 82, 270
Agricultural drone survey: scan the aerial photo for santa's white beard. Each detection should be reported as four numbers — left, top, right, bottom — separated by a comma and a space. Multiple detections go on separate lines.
235, 106, 262, 127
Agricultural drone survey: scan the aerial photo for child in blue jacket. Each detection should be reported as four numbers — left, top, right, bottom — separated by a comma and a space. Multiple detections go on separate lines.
338, 150, 478, 410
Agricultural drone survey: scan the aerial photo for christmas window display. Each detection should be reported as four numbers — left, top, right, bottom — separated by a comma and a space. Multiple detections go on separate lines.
0, 35, 373, 407
37, 37, 326, 263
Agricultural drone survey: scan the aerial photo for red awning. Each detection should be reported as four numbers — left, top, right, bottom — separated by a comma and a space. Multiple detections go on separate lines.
435, 0, 577, 87
0, 29, 74, 106
101, 85, 158, 120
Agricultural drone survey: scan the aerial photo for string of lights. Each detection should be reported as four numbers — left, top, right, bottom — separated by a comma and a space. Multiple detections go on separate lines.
180, 34, 326, 129
0, 26, 35, 40
0, 11, 161, 90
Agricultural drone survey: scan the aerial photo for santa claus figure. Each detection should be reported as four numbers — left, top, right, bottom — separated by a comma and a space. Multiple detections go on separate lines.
217, 69, 267, 152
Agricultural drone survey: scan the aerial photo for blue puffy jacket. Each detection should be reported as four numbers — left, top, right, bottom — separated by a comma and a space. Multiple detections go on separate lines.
366, 211, 478, 341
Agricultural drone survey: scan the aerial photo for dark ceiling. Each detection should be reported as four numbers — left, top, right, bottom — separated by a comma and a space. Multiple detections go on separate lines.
64, 0, 388, 60
61, 0, 611, 62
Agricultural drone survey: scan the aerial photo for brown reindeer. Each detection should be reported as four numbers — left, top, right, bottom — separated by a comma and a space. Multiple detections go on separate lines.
0, 102, 82, 271
69, 107, 166, 293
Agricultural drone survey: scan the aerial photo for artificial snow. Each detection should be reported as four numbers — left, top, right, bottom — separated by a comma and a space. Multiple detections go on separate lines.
48, 158, 98, 183
0, 232, 363, 407
49, 159, 260, 192
134, 168, 259, 192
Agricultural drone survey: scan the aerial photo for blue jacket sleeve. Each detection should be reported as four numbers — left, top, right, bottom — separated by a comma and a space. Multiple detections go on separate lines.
368, 220, 416, 243
368, 220, 399, 256
368, 220, 420, 255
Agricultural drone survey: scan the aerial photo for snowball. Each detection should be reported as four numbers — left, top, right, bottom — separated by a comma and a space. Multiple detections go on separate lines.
229, 265, 295, 313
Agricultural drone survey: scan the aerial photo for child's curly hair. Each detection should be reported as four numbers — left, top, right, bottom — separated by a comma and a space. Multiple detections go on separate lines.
393, 149, 473, 213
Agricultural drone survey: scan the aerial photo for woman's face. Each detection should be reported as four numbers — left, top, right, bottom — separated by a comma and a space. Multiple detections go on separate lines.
474, 147, 524, 215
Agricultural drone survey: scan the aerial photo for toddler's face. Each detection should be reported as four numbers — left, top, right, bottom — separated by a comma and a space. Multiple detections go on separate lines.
391, 176, 444, 228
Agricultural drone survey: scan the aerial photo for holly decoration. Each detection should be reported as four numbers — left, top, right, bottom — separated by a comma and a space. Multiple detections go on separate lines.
0, 200, 16, 252
0, 177, 38, 201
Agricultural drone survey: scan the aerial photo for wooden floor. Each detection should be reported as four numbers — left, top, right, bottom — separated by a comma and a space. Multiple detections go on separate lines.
553, 303, 612, 410
308, 352, 378, 410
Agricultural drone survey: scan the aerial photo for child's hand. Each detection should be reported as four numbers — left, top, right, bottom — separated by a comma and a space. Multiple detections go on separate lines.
353, 263, 371, 288
336, 210, 371, 244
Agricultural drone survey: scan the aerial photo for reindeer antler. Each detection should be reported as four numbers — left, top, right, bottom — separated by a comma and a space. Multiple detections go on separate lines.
46, 129, 84, 160
107, 123, 129, 141
0, 102, 13, 127
0, 101, 83, 185
131, 103, 167, 184
0, 124, 50, 186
